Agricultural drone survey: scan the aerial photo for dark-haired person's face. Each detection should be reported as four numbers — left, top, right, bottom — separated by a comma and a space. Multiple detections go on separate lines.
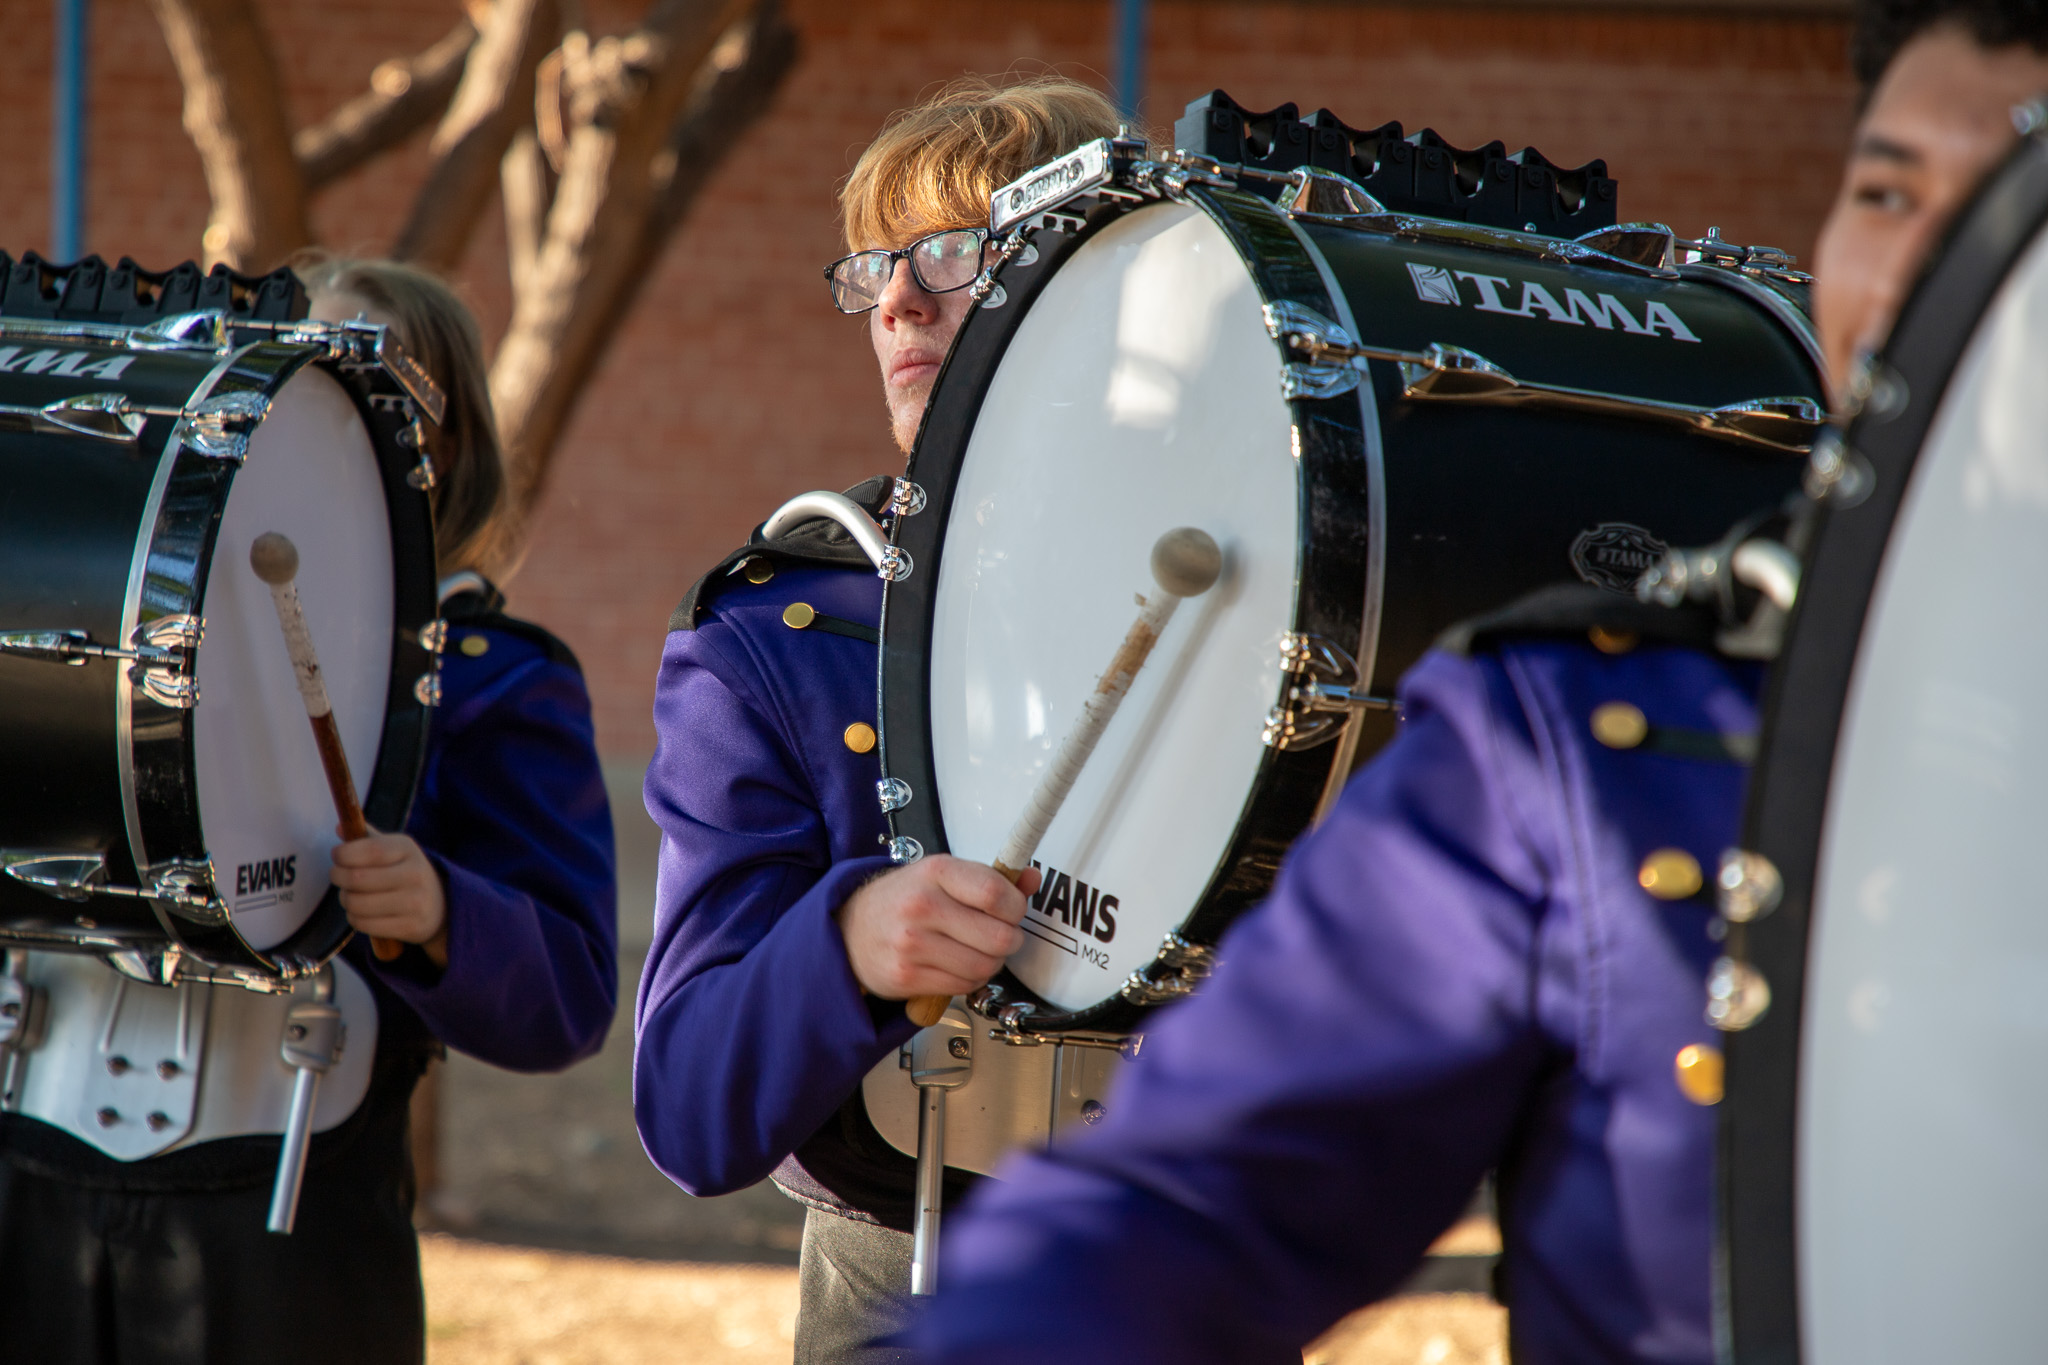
1814, 25, 2048, 406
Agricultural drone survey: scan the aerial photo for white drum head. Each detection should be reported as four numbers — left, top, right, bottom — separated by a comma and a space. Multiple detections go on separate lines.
928, 203, 1298, 1011
193, 366, 393, 950
1799, 227, 2048, 1358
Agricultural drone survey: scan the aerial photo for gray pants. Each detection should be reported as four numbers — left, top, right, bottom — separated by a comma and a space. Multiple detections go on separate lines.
793, 1206, 914, 1365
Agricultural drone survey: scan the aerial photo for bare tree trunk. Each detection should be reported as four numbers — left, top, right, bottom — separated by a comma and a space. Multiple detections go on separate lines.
393, 0, 562, 270
488, 0, 754, 533
295, 19, 479, 192
150, 0, 800, 571
149, 0, 309, 271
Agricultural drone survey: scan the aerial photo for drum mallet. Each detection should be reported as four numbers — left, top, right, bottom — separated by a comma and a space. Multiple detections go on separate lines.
249, 533, 401, 962
904, 526, 1223, 1029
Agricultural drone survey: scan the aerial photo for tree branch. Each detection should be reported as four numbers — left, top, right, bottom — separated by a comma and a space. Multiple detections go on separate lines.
294, 19, 477, 192
392, 0, 561, 270
501, 126, 553, 297
149, 0, 309, 271
644, 1, 796, 246
488, 0, 758, 535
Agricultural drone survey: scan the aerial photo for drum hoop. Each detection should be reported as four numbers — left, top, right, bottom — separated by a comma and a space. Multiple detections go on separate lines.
877, 183, 1374, 1034
120, 341, 438, 979
1277, 205, 1388, 817
117, 342, 249, 893
1720, 133, 2048, 1359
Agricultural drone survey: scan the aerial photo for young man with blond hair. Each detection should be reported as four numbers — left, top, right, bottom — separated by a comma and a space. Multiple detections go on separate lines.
632, 76, 1120, 1363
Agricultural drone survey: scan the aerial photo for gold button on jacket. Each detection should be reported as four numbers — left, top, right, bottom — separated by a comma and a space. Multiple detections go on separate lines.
1638, 848, 1703, 900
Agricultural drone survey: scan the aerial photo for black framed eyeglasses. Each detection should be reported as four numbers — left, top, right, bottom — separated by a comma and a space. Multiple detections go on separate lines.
824, 228, 990, 315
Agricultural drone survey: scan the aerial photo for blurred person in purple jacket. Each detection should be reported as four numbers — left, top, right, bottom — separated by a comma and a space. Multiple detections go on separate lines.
901, 4, 2048, 1363
0, 257, 617, 1364
631, 77, 1120, 1364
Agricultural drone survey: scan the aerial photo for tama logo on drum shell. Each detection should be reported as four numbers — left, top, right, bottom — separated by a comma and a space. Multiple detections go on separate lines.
235, 855, 297, 898
1571, 523, 1670, 594
1405, 262, 1701, 342
1027, 861, 1118, 944
0, 346, 137, 379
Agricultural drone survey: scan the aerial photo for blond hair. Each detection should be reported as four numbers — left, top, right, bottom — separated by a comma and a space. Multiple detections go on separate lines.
841, 75, 1123, 250
292, 253, 506, 578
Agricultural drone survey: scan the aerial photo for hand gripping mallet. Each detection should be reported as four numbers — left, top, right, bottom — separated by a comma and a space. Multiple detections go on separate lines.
249, 532, 402, 963
903, 523, 1224, 1032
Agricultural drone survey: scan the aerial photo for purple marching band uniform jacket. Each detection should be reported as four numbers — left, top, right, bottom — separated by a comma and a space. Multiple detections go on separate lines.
355, 585, 618, 1073
906, 587, 1762, 1365
0, 583, 618, 1187
633, 479, 970, 1228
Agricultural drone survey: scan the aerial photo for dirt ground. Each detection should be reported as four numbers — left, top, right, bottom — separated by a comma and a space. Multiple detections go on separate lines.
420, 1235, 1505, 1365
420, 767, 1507, 1363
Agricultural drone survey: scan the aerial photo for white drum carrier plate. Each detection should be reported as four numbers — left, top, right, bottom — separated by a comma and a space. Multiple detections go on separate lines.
193, 365, 393, 951
5, 954, 377, 1160
928, 203, 1299, 1012
1799, 228, 2048, 1359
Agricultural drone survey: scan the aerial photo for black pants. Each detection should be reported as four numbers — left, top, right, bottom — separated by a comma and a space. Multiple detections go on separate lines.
0, 1088, 423, 1365
795, 1206, 916, 1365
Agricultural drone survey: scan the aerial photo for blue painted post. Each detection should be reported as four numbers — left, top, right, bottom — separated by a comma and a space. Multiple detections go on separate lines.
52, 0, 89, 262
1114, 0, 1147, 124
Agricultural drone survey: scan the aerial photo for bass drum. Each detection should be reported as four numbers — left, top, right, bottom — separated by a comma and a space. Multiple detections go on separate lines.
1721, 136, 2048, 1358
879, 147, 1825, 1033
0, 321, 439, 981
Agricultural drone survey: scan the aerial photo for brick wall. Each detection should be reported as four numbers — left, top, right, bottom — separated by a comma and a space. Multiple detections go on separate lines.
0, 1, 1855, 759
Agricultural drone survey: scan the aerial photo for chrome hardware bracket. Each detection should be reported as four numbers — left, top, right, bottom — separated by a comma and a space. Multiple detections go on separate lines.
175, 390, 269, 463
876, 777, 913, 813
1706, 954, 1771, 1031
417, 619, 448, 654
1277, 166, 1388, 219
1674, 226, 1812, 285
0, 851, 226, 924
887, 478, 928, 519
0, 614, 200, 669
0, 391, 174, 444
1262, 633, 1393, 751
0, 954, 47, 1114
1118, 932, 1217, 1006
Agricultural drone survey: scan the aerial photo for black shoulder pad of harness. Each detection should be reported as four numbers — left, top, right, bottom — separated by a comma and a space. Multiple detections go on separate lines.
1436, 581, 1722, 658
668, 475, 896, 633
441, 578, 584, 676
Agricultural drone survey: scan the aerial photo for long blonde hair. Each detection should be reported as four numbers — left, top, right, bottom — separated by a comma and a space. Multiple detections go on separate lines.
293, 252, 506, 578
840, 75, 1123, 250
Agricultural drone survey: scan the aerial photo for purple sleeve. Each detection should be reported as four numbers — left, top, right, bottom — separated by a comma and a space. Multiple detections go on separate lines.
377, 653, 619, 1072
910, 649, 1559, 1363
633, 624, 913, 1196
